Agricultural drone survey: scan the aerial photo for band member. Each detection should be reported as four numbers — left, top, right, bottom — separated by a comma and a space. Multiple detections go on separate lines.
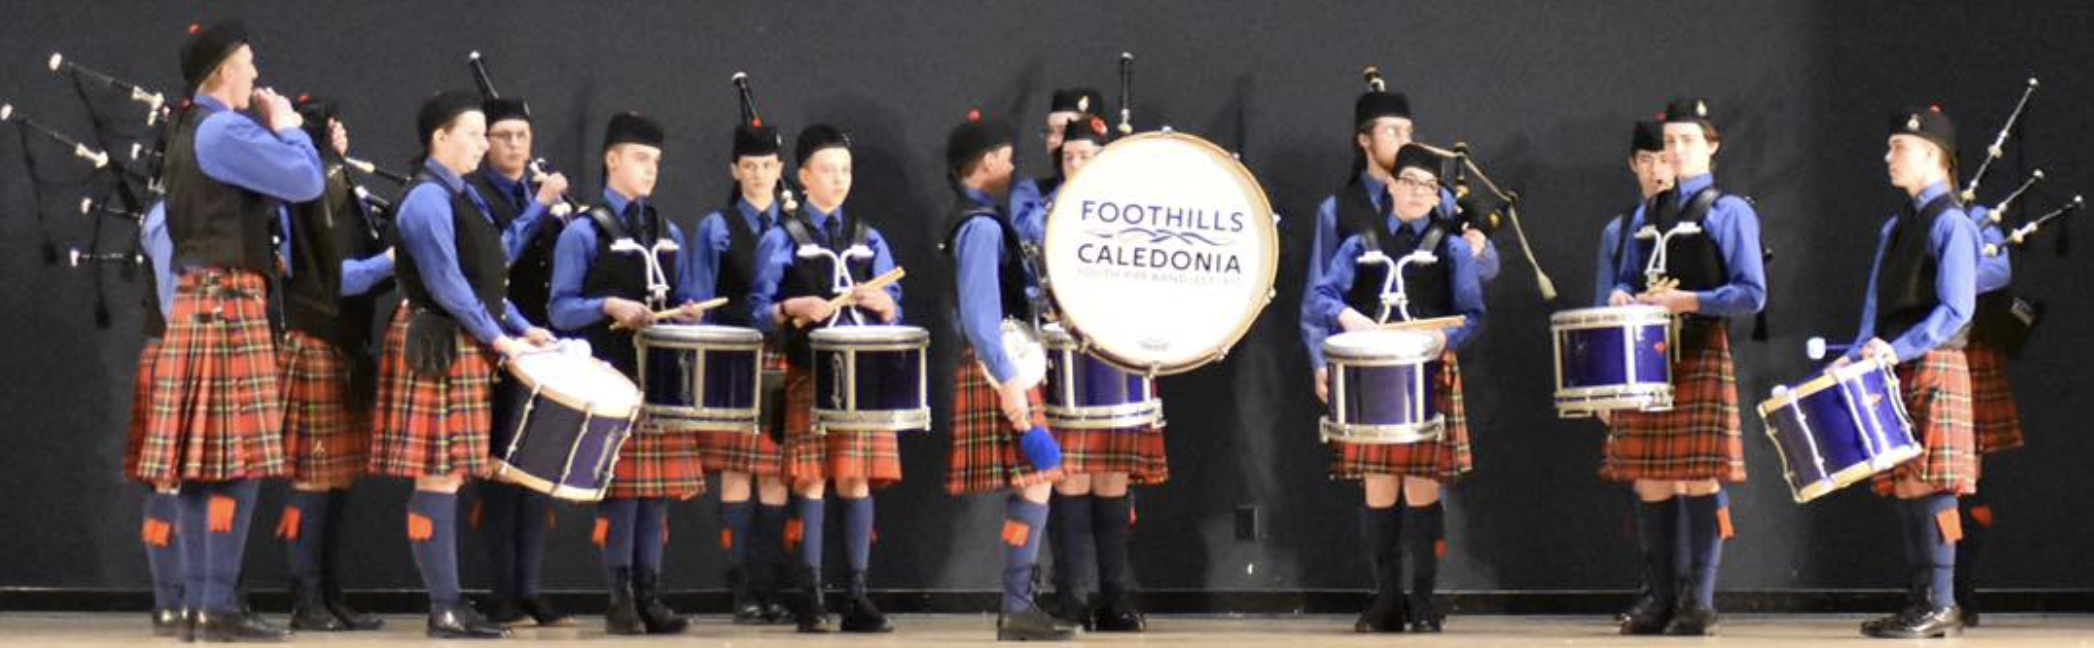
129, 199, 183, 637
1598, 121, 1675, 305
131, 20, 323, 642
371, 90, 556, 639
275, 96, 392, 632
749, 124, 905, 634
1597, 119, 1678, 626
1307, 144, 1485, 634
464, 95, 575, 628
1009, 88, 1105, 243
1842, 106, 1980, 639
944, 111, 1079, 642
548, 111, 697, 636
1605, 98, 1767, 636
684, 112, 793, 624
1955, 170, 2024, 629
1014, 114, 1164, 632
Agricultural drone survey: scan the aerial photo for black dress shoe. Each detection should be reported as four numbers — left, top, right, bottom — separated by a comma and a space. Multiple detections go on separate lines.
792, 566, 831, 633
1352, 593, 1406, 634
179, 609, 198, 642
632, 569, 689, 635
1620, 592, 1673, 635
289, 579, 346, 632
483, 598, 527, 625
998, 605, 1077, 641
604, 569, 645, 636
730, 567, 766, 624
1089, 592, 1146, 633
1663, 599, 1720, 636
839, 594, 894, 633
760, 600, 793, 625
516, 595, 570, 627
426, 602, 509, 639
151, 609, 183, 638
1863, 605, 1962, 639
194, 608, 291, 643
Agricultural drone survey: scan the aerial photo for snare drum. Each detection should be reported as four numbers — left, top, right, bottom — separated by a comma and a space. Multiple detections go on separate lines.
637, 324, 764, 433
1320, 329, 1444, 445
491, 346, 642, 501
1757, 358, 1921, 503
1551, 305, 1675, 417
809, 325, 931, 433
1041, 322, 1163, 429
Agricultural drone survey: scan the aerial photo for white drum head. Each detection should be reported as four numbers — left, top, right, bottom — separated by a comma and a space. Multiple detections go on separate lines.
1043, 132, 1278, 375
508, 345, 642, 417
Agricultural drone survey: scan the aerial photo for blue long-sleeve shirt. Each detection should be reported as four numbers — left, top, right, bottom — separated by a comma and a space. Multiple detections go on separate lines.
682, 196, 780, 319
340, 251, 394, 297
1964, 204, 2013, 294
191, 95, 325, 204
952, 187, 1030, 384
1847, 181, 1980, 363
1304, 215, 1486, 368
1595, 215, 1624, 307
474, 166, 556, 264
1009, 176, 1049, 246
747, 201, 902, 332
395, 158, 533, 345
141, 201, 173, 320
1301, 173, 1487, 366
547, 188, 689, 332
1610, 173, 1767, 317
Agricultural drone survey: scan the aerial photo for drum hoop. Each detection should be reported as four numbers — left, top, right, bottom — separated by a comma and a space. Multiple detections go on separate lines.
1549, 305, 1672, 328
506, 356, 636, 417
811, 408, 932, 434
1758, 357, 1890, 413
640, 325, 764, 346
1317, 416, 1445, 445
492, 459, 608, 503
1044, 131, 1278, 377
809, 325, 930, 344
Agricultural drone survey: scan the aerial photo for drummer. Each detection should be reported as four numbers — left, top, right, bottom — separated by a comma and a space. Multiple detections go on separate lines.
747, 123, 904, 634
371, 90, 554, 639
1306, 144, 1485, 633
1604, 98, 1766, 636
942, 110, 1078, 642
547, 111, 698, 636
1013, 114, 1165, 632
682, 107, 794, 624
1838, 106, 1979, 639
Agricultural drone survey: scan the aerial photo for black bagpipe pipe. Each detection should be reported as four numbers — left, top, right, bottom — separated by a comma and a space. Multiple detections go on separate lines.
1407, 139, 1560, 301
1987, 194, 2084, 257
467, 51, 502, 101
1961, 76, 2039, 206
1117, 52, 1135, 135
1, 103, 111, 168
342, 155, 410, 185
47, 52, 170, 126
731, 71, 798, 214
79, 196, 142, 223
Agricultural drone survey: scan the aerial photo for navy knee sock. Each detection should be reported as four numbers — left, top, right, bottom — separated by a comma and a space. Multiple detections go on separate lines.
1405, 502, 1445, 603
842, 496, 874, 575
143, 491, 184, 610
1092, 495, 1132, 597
795, 495, 826, 572
721, 500, 753, 569
1634, 498, 1680, 606
597, 498, 638, 581
282, 490, 330, 581
633, 498, 668, 573
1908, 494, 1958, 609
1683, 492, 1725, 608
406, 490, 462, 608
1051, 493, 1094, 599
1001, 496, 1051, 613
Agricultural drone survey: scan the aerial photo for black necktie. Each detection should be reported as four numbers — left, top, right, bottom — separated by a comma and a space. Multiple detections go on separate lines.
824, 217, 842, 249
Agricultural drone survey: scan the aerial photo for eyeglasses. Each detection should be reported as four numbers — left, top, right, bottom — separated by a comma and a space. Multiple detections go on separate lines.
1393, 176, 1439, 193
487, 130, 531, 144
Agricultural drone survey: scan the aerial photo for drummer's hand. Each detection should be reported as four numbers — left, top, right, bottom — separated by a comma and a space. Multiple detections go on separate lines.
1638, 289, 1699, 314
784, 296, 836, 324
997, 381, 1031, 431
1608, 289, 1635, 307
852, 285, 897, 322
1861, 338, 1897, 364
1314, 367, 1329, 404
604, 297, 654, 330
523, 327, 556, 347
1337, 308, 1378, 333
493, 336, 531, 360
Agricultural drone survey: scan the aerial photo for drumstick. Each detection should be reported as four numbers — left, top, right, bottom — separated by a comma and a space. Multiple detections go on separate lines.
792, 267, 907, 327
1378, 315, 1467, 332
610, 297, 730, 330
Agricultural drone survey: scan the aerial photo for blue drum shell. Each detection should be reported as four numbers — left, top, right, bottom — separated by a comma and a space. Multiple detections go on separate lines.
1559, 323, 1670, 388
1045, 348, 1150, 409
814, 346, 926, 413
494, 380, 629, 499
1335, 361, 1440, 427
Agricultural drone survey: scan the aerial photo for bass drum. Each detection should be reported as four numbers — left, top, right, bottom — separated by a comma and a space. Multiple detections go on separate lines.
1042, 131, 1278, 375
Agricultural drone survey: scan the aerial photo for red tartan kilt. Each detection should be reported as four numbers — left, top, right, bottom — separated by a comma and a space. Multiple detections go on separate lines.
1329, 351, 1472, 481
694, 346, 786, 476
1965, 343, 2024, 455
1600, 322, 1747, 483
369, 307, 497, 479
608, 424, 707, 499
280, 331, 370, 489
946, 348, 1059, 495
781, 366, 902, 487
1053, 424, 1169, 484
123, 340, 161, 482
132, 270, 288, 484
1873, 349, 1977, 496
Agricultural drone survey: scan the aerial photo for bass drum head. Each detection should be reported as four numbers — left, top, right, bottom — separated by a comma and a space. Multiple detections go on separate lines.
1043, 132, 1278, 375
507, 346, 642, 418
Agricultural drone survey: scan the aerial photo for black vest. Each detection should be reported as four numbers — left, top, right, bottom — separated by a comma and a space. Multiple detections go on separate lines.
776, 206, 875, 368
576, 202, 677, 378
710, 198, 774, 328
1630, 185, 1729, 292
285, 163, 387, 352
465, 169, 560, 326
164, 106, 281, 274
1873, 192, 1967, 347
394, 172, 509, 330
941, 199, 1033, 325
1343, 217, 1454, 322
1332, 178, 1389, 253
